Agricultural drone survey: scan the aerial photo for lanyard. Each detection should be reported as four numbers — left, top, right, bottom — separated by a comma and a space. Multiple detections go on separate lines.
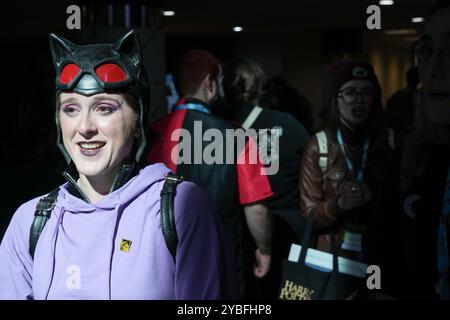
437, 167, 450, 299
336, 128, 369, 182
173, 102, 211, 114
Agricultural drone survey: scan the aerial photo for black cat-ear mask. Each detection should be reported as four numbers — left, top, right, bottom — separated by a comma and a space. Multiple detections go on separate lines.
49, 30, 144, 96
50, 30, 150, 165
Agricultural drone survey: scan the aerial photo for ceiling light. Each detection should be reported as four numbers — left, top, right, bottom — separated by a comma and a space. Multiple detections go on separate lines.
379, 0, 394, 5
411, 17, 424, 23
233, 26, 243, 32
163, 10, 175, 16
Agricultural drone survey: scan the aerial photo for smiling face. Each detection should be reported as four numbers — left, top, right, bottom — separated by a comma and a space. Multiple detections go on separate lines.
58, 92, 139, 180
337, 79, 375, 129
418, 6, 450, 124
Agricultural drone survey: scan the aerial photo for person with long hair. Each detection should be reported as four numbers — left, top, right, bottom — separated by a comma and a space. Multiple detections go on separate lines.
299, 60, 398, 298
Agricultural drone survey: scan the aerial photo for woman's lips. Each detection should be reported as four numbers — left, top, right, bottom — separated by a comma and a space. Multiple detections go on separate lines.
351, 107, 366, 118
77, 142, 106, 157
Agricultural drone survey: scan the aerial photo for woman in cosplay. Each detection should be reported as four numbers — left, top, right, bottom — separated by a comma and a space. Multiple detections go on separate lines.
0, 31, 236, 300
298, 60, 399, 298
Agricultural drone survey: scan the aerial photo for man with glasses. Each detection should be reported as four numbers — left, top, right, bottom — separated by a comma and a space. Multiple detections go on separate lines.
400, 0, 450, 300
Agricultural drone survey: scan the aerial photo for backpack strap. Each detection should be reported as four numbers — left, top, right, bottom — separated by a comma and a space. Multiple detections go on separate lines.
29, 188, 60, 259
241, 106, 263, 130
160, 172, 184, 262
29, 173, 184, 262
315, 130, 328, 173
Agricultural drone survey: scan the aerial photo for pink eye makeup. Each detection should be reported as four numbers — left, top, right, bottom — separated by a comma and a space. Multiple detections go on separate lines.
61, 104, 80, 115
95, 100, 122, 114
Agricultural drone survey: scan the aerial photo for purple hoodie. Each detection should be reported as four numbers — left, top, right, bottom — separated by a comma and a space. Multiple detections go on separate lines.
0, 163, 237, 300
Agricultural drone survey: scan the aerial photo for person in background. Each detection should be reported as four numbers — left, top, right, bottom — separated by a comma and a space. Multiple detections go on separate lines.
261, 76, 314, 133
400, 0, 450, 299
147, 50, 274, 298
222, 59, 310, 298
299, 60, 399, 298
384, 66, 423, 149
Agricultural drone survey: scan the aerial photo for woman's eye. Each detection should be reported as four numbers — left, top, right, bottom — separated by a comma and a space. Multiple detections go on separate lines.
62, 106, 78, 115
96, 105, 115, 114
344, 90, 356, 97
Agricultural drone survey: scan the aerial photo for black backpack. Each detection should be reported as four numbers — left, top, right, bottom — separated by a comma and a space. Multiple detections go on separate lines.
29, 172, 183, 262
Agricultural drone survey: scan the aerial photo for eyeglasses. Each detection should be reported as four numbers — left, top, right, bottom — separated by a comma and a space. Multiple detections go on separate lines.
56, 60, 132, 90
410, 38, 450, 68
337, 87, 375, 104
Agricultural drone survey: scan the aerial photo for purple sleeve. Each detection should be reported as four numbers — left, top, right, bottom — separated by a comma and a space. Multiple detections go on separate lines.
0, 200, 36, 300
173, 182, 238, 300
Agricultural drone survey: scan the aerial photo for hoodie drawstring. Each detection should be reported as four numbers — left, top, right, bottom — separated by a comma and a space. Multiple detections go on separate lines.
44, 206, 66, 300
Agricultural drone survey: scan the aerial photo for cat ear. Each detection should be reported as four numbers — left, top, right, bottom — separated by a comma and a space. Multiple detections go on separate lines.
49, 33, 77, 68
114, 30, 142, 66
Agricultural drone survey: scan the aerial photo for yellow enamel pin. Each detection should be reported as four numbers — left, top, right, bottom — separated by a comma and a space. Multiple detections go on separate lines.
120, 239, 132, 252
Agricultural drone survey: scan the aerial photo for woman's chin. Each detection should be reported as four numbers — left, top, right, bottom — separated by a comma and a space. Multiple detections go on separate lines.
74, 163, 106, 178
342, 117, 368, 130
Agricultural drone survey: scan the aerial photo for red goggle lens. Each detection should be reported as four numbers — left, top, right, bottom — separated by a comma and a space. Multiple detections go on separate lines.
95, 63, 128, 83
59, 63, 81, 85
